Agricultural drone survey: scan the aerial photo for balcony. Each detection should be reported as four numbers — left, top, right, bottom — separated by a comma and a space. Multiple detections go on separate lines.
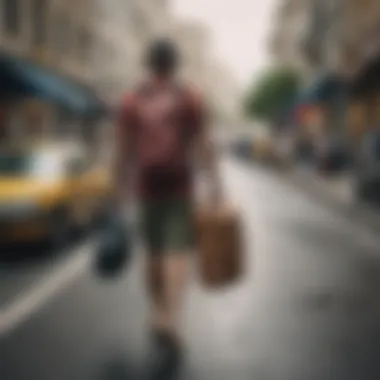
299, 0, 331, 66
300, 28, 323, 66
279, 0, 303, 19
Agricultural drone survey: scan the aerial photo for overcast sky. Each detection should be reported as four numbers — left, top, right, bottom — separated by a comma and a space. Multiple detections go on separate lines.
172, 0, 278, 89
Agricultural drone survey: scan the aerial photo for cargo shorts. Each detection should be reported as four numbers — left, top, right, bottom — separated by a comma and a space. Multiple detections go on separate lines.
140, 198, 195, 253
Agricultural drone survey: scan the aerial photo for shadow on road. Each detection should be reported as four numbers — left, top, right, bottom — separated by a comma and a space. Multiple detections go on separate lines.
0, 232, 97, 308
96, 351, 140, 380
0, 228, 97, 268
0, 245, 53, 267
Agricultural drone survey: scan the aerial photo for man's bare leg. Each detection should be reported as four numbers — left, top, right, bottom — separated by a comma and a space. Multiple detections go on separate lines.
146, 254, 167, 331
161, 253, 191, 341
147, 253, 190, 338
143, 197, 193, 347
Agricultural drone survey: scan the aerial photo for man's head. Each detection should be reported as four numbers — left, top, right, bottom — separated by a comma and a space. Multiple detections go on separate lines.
145, 38, 179, 76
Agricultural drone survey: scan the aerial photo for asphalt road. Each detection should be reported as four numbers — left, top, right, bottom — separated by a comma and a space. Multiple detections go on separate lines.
1, 158, 380, 380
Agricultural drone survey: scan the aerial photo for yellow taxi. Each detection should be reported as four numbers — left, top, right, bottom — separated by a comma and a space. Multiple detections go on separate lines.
0, 142, 113, 248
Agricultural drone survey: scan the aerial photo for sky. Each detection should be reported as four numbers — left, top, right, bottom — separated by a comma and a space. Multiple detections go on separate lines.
172, 0, 278, 89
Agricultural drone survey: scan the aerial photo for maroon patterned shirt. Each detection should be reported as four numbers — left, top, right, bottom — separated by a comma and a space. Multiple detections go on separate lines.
119, 80, 205, 200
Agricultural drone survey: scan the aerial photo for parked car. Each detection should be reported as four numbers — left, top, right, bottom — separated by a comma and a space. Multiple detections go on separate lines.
316, 139, 352, 174
230, 138, 254, 161
353, 132, 380, 204
294, 138, 316, 165
0, 142, 112, 248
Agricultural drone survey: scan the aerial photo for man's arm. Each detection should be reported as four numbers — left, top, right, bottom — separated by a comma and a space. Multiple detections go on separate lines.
190, 90, 223, 203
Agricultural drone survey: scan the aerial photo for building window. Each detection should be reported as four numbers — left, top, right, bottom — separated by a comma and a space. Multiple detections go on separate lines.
54, 12, 70, 55
32, 0, 47, 46
77, 28, 92, 63
2, 0, 21, 35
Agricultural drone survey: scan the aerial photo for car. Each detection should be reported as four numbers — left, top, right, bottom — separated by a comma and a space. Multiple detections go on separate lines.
231, 138, 253, 160
315, 138, 352, 174
353, 134, 380, 204
294, 138, 316, 165
0, 142, 113, 249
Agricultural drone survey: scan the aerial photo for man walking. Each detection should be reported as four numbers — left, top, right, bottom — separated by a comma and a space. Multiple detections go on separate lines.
116, 39, 221, 376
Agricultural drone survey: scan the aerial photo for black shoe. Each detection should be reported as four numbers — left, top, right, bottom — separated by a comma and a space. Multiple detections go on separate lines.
146, 330, 183, 380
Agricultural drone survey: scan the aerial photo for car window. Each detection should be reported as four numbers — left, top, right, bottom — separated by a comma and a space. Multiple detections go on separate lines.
29, 151, 66, 181
0, 152, 30, 176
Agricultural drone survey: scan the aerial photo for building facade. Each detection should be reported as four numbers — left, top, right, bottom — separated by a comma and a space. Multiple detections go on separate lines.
271, 0, 344, 82
0, 0, 99, 141
91, 0, 172, 103
91, 0, 139, 102
270, 0, 312, 80
301, 0, 380, 144
0, 0, 176, 142
338, 0, 380, 75
0, 0, 96, 85
277, 0, 380, 152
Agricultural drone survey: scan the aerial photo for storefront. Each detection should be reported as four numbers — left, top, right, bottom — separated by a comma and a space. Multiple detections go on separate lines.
293, 73, 349, 167
349, 53, 380, 142
0, 53, 107, 141
348, 48, 380, 201
299, 74, 347, 133
0, 102, 10, 141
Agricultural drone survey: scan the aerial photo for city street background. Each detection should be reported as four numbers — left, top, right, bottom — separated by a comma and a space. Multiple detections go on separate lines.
2, 0, 380, 379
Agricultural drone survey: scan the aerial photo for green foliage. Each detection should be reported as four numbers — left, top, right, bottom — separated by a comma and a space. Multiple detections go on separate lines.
244, 67, 300, 122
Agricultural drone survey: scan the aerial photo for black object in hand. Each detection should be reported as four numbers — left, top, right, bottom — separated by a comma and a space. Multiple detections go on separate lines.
95, 213, 133, 278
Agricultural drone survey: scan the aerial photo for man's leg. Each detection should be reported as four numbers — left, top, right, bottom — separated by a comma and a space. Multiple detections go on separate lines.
141, 201, 167, 332
146, 256, 164, 324
162, 254, 190, 340
142, 199, 194, 379
161, 198, 194, 341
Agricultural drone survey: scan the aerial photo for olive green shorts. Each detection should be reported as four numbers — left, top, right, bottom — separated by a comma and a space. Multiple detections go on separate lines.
140, 198, 194, 253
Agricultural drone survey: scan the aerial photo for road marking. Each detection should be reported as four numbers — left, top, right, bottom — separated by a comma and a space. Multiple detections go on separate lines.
0, 243, 94, 337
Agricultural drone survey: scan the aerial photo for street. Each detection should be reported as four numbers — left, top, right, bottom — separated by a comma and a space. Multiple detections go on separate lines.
1, 157, 380, 380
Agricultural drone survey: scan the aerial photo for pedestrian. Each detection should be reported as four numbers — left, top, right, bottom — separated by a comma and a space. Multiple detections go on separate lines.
115, 38, 222, 377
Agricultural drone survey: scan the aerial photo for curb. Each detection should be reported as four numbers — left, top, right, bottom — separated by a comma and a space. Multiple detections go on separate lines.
279, 167, 380, 235
234, 156, 380, 235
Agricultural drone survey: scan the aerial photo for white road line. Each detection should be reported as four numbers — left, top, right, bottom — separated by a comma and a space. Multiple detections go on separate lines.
0, 243, 95, 337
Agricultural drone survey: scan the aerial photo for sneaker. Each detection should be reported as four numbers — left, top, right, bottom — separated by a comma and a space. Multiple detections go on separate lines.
146, 329, 183, 380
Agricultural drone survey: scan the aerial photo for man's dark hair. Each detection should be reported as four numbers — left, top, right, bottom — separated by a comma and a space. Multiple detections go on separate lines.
146, 38, 179, 75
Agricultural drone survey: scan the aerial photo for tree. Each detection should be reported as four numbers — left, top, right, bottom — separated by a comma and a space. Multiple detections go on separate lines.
244, 67, 300, 123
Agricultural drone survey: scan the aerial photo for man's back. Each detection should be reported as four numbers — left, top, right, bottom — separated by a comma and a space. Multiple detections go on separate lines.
120, 79, 204, 199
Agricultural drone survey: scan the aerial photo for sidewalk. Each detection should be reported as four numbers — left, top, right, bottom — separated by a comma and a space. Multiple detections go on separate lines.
293, 168, 353, 206
284, 166, 380, 233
